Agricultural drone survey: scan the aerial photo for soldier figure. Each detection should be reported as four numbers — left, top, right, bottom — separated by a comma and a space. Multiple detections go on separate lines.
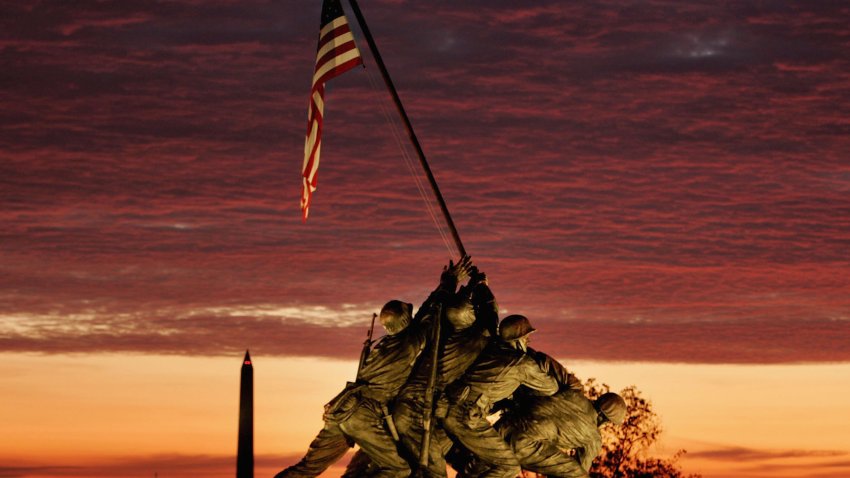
440, 314, 559, 478
274, 258, 471, 478
392, 267, 497, 477
489, 390, 627, 478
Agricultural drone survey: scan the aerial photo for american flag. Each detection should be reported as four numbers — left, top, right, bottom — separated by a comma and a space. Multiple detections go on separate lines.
301, 0, 363, 220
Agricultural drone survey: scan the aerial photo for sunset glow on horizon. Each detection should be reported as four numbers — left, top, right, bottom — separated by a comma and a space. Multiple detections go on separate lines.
3, 353, 850, 477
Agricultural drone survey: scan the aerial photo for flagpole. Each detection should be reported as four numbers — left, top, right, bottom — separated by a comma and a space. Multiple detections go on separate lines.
346, 0, 467, 259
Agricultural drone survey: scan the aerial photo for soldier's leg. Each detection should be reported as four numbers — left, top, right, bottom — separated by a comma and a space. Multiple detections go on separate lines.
392, 397, 450, 477
442, 404, 520, 478
274, 423, 352, 478
339, 400, 411, 478
342, 448, 379, 478
393, 397, 425, 463
420, 426, 452, 477
445, 442, 471, 476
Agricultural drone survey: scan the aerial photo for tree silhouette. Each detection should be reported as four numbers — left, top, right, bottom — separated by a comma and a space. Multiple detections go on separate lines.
584, 378, 700, 478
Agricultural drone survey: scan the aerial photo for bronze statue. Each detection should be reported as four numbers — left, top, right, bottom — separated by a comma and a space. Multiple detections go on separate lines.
438, 314, 559, 478
281, 259, 621, 478
274, 258, 471, 478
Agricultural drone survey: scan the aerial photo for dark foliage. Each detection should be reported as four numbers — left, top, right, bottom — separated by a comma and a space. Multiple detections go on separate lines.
583, 379, 700, 478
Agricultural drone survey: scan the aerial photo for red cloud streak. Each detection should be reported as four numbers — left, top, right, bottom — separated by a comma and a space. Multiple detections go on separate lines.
2, 1, 849, 364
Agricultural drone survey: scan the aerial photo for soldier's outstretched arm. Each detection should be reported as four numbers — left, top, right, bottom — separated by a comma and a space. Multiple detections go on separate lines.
513, 434, 590, 478
528, 348, 584, 392
519, 355, 559, 396
412, 256, 473, 328
413, 256, 472, 318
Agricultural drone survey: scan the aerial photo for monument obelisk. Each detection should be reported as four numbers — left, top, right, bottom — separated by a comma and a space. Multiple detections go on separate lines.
236, 350, 253, 478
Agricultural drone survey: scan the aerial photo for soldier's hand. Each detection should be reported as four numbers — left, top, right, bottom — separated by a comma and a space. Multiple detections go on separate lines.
456, 255, 473, 280
440, 263, 456, 289
445, 255, 472, 280
559, 447, 577, 457
469, 266, 488, 286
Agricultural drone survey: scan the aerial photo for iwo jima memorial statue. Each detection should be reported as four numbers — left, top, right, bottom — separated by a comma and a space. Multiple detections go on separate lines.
273, 1, 628, 477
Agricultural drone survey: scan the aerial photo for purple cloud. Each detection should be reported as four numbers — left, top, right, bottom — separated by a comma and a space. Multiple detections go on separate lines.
1, 1, 849, 363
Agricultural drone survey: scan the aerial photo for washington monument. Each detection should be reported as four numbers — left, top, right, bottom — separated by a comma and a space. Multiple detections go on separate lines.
237, 350, 253, 478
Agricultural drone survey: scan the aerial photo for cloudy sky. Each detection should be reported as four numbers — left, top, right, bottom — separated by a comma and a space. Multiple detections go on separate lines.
2, 1, 849, 477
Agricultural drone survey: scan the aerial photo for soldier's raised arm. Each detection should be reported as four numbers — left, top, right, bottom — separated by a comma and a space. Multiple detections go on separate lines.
518, 354, 559, 396
528, 348, 584, 392
411, 255, 472, 324
468, 266, 498, 337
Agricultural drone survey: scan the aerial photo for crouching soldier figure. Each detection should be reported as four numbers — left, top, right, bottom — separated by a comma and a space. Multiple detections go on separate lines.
440, 314, 559, 478
274, 258, 471, 478
490, 390, 627, 478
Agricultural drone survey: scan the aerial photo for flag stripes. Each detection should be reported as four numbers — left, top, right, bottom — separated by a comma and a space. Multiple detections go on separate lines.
301, 0, 362, 220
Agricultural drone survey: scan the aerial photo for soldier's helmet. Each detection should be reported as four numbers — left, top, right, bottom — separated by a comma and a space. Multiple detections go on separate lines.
446, 296, 475, 331
498, 314, 536, 342
379, 300, 413, 335
596, 392, 627, 425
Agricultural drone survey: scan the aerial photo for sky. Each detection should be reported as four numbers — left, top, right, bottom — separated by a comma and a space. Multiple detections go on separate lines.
1, 0, 849, 477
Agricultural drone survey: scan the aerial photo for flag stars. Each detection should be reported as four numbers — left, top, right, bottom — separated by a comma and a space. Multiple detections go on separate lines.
320, 0, 347, 28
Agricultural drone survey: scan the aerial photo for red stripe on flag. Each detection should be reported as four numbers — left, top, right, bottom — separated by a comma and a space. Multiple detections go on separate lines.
314, 55, 363, 87
300, 0, 362, 221
315, 39, 359, 74
317, 23, 353, 51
